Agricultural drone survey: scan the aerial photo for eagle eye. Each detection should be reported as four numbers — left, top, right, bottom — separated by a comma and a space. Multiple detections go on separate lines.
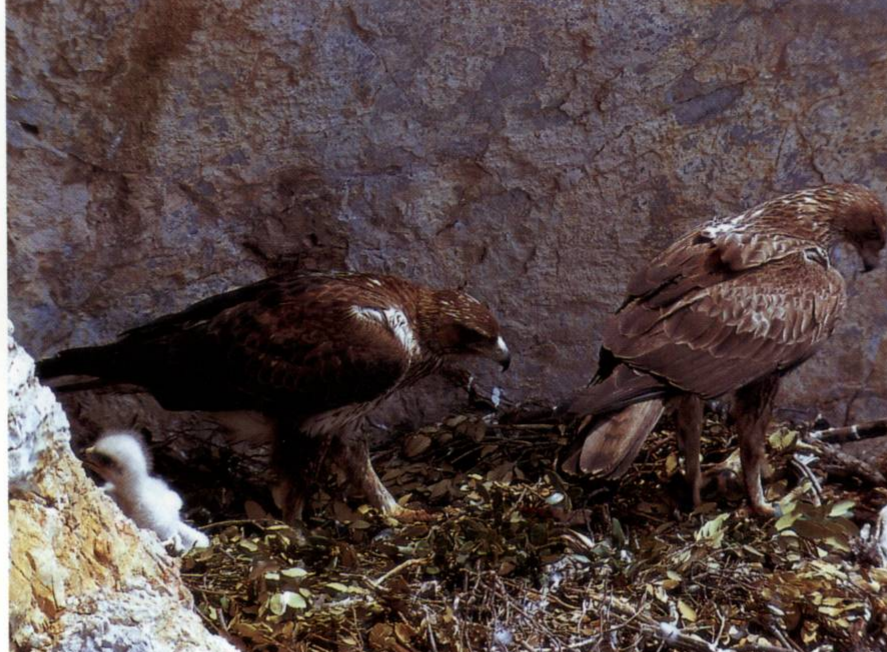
455, 323, 488, 344
93, 452, 115, 467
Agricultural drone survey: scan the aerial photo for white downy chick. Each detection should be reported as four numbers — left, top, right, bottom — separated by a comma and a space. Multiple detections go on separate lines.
84, 431, 209, 553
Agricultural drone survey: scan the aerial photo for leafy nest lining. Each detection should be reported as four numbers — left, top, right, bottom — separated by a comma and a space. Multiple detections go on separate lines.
179, 411, 887, 652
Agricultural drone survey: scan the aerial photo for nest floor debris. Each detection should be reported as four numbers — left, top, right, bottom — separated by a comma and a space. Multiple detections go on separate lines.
174, 411, 887, 652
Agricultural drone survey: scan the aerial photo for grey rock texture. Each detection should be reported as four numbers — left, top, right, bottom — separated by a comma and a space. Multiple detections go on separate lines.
8, 0, 887, 430
8, 324, 236, 652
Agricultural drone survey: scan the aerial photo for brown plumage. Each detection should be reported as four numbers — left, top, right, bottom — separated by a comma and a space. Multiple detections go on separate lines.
38, 271, 511, 524
563, 184, 886, 515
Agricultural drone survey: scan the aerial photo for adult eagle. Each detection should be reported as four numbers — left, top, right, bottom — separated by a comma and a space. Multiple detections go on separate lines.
38, 271, 511, 524
562, 184, 886, 515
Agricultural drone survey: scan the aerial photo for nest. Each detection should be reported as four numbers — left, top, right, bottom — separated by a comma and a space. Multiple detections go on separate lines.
177, 411, 887, 651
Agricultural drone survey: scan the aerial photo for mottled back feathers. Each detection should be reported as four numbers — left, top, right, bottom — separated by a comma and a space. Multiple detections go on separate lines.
37, 271, 508, 420
598, 184, 882, 402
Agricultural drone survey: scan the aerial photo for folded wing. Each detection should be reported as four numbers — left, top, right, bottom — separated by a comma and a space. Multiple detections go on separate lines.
605, 251, 846, 400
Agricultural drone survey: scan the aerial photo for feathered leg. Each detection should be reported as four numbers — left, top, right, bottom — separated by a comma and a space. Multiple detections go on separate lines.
272, 425, 330, 526
338, 436, 434, 522
673, 394, 703, 508
732, 375, 780, 516
274, 477, 308, 525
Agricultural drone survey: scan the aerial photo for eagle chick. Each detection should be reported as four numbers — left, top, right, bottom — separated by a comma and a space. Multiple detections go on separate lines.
84, 431, 209, 553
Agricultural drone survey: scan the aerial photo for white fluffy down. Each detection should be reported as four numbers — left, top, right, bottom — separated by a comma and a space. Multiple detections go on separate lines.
90, 431, 209, 553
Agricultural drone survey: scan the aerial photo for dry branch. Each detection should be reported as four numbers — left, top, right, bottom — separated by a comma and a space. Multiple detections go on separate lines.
808, 419, 887, 443
799, 440, 887, 486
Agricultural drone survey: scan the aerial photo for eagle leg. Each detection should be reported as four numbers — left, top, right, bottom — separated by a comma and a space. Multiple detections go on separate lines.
732, 375, 781, 517
272, 426, 332, 527
273, 477, 308, 526
338, 437, 434, 522
673, 394, 703, 508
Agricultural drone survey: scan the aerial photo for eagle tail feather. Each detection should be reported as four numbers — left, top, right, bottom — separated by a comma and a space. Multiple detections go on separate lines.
562, 399, 666, 477
563, 365, 666, 418
560, 365, 668, 476
36, 344, 122, 388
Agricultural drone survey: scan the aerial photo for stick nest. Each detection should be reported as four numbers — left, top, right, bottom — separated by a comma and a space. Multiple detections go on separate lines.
177, 411, 887, 651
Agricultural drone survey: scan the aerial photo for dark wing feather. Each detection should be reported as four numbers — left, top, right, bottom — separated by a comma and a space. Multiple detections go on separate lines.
201, 283, 410, 414
56, 274, 412, 416
119, 272, 323, 339
605, 252, 845, 399
625, 224, 815, 309
625, 231, 711, 302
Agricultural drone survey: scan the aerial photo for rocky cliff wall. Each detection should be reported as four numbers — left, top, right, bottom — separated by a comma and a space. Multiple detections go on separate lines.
8, 0, 887, 427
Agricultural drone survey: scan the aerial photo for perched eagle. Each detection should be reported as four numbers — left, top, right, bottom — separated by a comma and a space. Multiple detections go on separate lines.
562, 184, 886, 515
38, 271, 511, 524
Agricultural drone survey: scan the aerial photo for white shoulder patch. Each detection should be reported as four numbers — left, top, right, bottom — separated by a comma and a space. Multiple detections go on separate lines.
351, 305, 421, 359
701, 213, 746, 238
351, 306, 384, 323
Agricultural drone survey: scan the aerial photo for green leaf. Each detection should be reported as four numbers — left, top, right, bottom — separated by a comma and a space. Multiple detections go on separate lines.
268, 593, 287, 616
775, 513, 800, 531
696, 513, 730, 547
612, 518, 626, 548
281, 567, 308, 579
285, 591, 307, 609
828, 501, 855, 517
324, 582, 366, 594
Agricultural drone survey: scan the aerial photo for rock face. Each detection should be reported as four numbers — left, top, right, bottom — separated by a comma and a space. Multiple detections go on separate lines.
8, 323, 236, 652
7, 0, 887, 427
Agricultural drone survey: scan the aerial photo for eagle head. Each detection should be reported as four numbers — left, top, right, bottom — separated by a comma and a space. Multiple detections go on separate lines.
420, 289, 510, 370
83, 431, 152, 484
831, 184, 887, 272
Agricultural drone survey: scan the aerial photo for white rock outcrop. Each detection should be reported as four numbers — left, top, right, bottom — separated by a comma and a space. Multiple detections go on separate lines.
8, 322, 235, 652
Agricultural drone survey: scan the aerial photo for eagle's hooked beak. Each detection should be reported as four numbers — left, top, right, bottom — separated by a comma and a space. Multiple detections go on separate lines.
494, 336, 511, 372
82, 446, 98, 471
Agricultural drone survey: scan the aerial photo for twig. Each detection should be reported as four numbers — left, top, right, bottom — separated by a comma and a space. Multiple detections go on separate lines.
585, 594, 795, 652
187, 585, 237, 596
714, 607, 727, 650
422, 605, 440, 652
808, 419, 887, 443
863, 505, 887, 568
488, 423, 559, 431
597, 597, 650, 636
798, 440, 886, 486
201, 518, 283, 529
769, 624, 803, 652
790, 455, 823, 505
368, 557, 426, 588
639, 622, 717, 652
